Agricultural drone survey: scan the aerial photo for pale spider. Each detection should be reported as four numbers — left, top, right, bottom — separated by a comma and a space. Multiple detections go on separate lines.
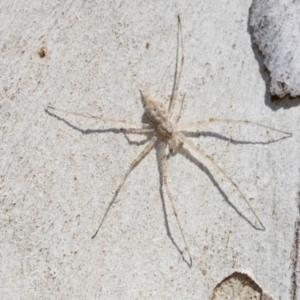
46, 16, 291, 268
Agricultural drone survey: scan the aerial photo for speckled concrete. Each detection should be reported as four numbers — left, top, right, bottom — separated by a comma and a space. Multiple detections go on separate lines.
1, 1, 299, 299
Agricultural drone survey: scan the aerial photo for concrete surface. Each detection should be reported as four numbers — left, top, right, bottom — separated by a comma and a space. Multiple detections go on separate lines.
1, 1, 299, 299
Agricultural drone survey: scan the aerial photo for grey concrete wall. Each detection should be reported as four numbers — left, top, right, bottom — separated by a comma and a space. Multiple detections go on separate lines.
1, 1, 299, 299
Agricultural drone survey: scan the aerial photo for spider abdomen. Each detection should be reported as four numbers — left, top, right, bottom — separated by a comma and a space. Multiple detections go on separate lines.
140, 89, 174, 138
145, 100, 168, 125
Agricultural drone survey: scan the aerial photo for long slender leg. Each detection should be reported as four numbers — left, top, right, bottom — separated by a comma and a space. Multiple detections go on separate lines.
157, 141, 192, 266
173, 93, 186, 124
177, 133, 265, 230
46, 105, 150, 131
169, 15, 184, 117
120, 128, 155, 134
178, 118, 292, 136
92, 137, 157, 239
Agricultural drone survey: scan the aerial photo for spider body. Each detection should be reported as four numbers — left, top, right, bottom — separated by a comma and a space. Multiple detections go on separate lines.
141, 88, 179, 152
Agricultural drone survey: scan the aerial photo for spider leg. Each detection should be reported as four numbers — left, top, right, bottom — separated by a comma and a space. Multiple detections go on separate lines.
92, 137, 157, 239
46, 105, 150, 131
178, 133, 265, 230
157, 141, 192, 267
169, 15, 184, 118
121, 128, 155, 134
178, 118, 292, 137
173, 93, 186, 124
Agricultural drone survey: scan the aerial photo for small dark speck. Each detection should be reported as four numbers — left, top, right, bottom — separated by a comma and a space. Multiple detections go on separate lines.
232, 43, 236, 49
74, 176, 77, 180
38, 47, 47, 58
146, 42, 150, 49
277, 81, 287, 89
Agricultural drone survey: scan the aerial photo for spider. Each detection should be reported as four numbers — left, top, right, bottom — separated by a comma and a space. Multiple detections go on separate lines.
46, 15, 291, 268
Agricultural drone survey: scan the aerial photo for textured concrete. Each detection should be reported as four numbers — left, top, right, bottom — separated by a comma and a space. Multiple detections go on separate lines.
1, 1, 299, 299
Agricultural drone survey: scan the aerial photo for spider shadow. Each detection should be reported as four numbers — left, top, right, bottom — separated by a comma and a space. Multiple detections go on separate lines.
155, 142, 192, 268
172, 143, 264, 232
182, 130, 291, 145
154, 130, 265, 269
45, 108, 151, 145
